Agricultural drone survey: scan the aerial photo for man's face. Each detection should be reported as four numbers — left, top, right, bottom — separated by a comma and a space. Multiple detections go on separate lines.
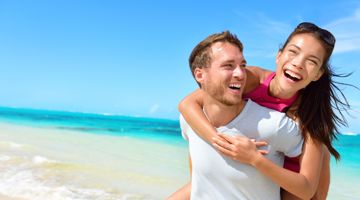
195, 42, 247, 106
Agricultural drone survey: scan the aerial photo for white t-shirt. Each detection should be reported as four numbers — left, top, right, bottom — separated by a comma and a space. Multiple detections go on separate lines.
181, 100, 303, 200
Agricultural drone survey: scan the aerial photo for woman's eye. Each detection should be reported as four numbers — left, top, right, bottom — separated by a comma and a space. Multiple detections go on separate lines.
308, 59, 318, 66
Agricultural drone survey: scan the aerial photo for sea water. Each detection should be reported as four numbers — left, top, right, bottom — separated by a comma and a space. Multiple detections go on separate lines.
0, 107, 189, 199
328, 133, 360, 200
0, 106, 358, 199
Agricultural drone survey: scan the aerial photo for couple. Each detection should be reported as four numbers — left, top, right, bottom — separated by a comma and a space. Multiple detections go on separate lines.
169, 22, 351, 199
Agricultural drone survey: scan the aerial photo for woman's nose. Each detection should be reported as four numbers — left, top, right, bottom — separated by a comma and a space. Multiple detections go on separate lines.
291, 55, 305, 69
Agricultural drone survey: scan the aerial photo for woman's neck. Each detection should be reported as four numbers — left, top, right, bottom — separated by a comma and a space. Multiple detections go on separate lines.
269, 78, 297, 99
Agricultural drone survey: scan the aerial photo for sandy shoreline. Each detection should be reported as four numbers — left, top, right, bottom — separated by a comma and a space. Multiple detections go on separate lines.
0, 194, 25, 200
0, 120, 359, 199
0, 122, 189, 199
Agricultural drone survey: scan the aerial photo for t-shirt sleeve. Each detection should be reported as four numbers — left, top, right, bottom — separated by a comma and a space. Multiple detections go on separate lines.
179, 114, 189, 141
276, 115, 303, 157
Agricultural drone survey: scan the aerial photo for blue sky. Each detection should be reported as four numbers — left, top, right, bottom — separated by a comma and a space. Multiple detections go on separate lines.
0, 0, 359, 133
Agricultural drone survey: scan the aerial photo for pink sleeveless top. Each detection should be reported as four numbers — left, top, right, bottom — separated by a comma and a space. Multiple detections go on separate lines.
244, 72, 300, 172
243, 72, 298, 112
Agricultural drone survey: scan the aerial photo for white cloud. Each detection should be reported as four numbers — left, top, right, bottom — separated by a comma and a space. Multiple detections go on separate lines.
233, 6, 360, 55
325, 8, 360, 54
342, 131, 359, 136
232, 7, 360, 66
237, 12, 293, 39
254, 17, 291, 36
149, 104, 160, 114
238, 8, 360, 54
232, 12, 293, 59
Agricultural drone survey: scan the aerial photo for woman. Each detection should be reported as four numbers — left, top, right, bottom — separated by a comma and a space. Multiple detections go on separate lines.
169, 22, 352, 200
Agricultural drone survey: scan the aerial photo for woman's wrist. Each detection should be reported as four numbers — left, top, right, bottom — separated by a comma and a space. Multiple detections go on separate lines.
251, 152, 264, 167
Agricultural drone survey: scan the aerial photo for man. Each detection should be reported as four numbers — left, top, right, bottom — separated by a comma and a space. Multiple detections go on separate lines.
170, 31, 303, 199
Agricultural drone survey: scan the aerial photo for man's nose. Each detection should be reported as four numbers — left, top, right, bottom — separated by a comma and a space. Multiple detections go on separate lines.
233, 66, 245, 78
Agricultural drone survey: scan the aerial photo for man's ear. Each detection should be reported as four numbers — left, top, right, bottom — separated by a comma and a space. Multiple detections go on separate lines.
194, 68, 205, 84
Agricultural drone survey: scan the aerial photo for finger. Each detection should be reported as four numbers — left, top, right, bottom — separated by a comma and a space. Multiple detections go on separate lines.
235, 135, 250, 140
213, 137, 235, 151
218, 133, 237, 144
212, 143, 235, 158
258, 150, 269, 155
254, 141, 268, 147
212, 136, 228, 144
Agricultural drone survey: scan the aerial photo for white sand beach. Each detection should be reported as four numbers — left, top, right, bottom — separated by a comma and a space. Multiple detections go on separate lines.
0, 122, 189, 199
1, 121, 359, 199
0, 194, 25, 200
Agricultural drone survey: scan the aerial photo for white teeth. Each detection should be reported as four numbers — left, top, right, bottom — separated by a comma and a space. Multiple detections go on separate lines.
285, 70, 301, 79
229, 83, 241, 89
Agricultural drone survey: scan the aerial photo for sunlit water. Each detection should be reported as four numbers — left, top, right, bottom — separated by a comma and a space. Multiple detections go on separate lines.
0, 106, 358, 199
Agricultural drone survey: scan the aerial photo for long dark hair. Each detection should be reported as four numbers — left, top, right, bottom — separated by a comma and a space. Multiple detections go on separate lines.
282, 22, 357, 160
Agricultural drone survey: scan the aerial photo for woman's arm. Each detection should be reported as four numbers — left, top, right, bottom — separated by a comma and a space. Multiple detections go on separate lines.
282, 147, 330, 200
178, 89, 220, 142
312, 148, 330, 200
212, 134, 324, 200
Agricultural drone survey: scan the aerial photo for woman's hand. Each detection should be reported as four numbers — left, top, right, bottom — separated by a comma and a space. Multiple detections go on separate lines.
212, 134, 268, 166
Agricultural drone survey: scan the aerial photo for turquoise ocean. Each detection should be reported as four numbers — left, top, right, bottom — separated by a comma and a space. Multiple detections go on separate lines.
0, 106, 358, 199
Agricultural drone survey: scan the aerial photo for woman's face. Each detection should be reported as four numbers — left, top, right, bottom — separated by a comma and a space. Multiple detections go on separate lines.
274, 33, 326, 95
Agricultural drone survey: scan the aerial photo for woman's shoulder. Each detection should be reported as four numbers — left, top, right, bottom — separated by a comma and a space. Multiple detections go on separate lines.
245, 66, 274, 93
246, 66, 273, 84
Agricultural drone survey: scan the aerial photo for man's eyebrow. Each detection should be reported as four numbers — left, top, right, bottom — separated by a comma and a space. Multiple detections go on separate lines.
222, 59, 236, 64
224, 59, 246, 63
221, 59, 247, 66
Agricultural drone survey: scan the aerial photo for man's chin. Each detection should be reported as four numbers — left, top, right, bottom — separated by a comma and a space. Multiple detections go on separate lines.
220, 98, 243, 106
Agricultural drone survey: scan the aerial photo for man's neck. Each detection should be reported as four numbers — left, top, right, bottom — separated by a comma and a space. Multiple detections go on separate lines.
203, 96, 246, 128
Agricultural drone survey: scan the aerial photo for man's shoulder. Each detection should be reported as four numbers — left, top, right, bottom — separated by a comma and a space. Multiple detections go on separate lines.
247, 100, 286, 117
246, 100, 298, 130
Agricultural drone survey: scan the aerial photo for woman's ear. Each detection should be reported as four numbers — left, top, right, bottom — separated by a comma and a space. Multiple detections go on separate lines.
275, 51, 282, 65
312, 68, 324, 82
